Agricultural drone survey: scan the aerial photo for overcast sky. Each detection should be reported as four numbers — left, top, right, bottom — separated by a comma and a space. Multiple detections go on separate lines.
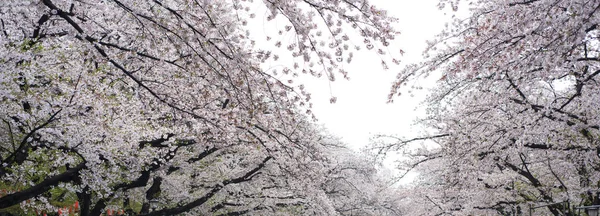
249, 0, 452, 151
303, 0, 450, 150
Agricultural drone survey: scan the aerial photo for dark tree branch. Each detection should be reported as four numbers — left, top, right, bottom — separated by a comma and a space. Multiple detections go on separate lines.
0, 109, 62, 177
76, 186, 92, 216
188, 147, 219, 163
41, 0, 217, 127
0, 162, 85, 209
508, 0, 540, 6
143, 156, 272, 216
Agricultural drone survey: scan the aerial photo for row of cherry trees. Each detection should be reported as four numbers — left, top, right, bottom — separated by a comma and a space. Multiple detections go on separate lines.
376, 0, 600, 215
7, 0, 596, 215
0, 0, 402, 215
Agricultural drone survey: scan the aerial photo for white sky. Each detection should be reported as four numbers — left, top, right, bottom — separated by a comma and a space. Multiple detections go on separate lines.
241, 0, 455, 185
248, 0, 452, 151
302, 0, 450, 150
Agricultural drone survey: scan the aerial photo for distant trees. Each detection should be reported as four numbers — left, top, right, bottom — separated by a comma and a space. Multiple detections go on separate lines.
0, 0, 399, 215
322, 144, 403, 215
377, 0, 600, 215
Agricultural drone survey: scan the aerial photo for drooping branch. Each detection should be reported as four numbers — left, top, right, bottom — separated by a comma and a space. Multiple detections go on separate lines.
41, 0, 217, 127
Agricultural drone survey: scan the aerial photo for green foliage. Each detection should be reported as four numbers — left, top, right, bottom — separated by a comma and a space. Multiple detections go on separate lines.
19, 39, 44, 53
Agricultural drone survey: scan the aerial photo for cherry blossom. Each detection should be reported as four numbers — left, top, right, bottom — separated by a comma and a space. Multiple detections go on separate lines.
0, 0, 399, 215
378, 0, 600, 215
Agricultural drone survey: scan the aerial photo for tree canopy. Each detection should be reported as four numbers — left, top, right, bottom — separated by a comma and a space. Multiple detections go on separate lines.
5, 0, 600, 215
376, 0, 600, 215
0, 0, 401, 215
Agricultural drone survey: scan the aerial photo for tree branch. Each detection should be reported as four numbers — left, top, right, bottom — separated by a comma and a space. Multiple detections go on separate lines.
0, 162, 85, 209
142, 156, 272, 216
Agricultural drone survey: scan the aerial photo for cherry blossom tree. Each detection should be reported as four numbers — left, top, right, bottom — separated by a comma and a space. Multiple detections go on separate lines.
376, 0, 600, 215
320, 139, 404, 215
0, 0, 398, 215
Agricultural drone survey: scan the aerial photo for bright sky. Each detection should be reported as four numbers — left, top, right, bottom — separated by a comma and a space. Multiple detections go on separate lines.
303, 0, 450, 150
249, 0, 452, 151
